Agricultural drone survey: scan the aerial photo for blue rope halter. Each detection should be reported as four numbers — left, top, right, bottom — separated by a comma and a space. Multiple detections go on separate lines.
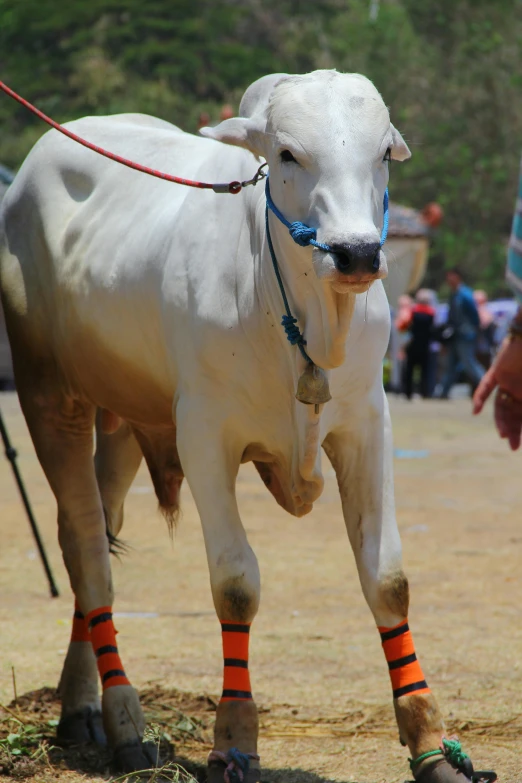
264, 176, 390, 359
265, 177, 389, 252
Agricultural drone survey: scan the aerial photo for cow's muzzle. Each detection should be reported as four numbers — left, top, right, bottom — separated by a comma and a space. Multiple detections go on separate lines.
331, 241, 382, 277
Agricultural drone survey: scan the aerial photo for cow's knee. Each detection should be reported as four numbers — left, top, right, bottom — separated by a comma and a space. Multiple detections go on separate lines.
361, 565, 409, 628
213, 575, 260, 624
210, 547, 260, 624
58, 518, 114, 611
378, 570, 410, 622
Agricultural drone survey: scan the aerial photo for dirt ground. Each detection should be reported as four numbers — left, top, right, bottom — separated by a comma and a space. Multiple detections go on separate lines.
0, 391, 520, 782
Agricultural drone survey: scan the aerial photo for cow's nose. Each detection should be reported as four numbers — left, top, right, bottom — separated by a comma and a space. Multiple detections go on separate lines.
332, 242, 381, 275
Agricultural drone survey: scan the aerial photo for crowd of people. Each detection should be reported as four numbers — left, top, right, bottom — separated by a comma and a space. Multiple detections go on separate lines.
393, 155, 522, 451
394, 269, 506, 401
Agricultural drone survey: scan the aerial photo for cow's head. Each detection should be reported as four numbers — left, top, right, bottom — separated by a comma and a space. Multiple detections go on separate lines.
201, 70, 410, 294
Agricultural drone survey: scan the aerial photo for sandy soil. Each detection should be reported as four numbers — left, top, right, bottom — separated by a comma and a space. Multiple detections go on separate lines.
0, 391, 520, 782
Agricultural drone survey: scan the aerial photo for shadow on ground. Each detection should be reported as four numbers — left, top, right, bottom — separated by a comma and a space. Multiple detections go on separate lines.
261, 770, 356, 783
0, 687, 364, 782
1, 685, 513, 782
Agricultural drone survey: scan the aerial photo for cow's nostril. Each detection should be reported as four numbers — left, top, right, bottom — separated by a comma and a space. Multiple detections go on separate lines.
334, 252, 352, 273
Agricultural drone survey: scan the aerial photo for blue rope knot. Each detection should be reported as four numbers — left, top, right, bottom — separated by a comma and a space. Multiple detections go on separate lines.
225, 747, 251, 783
208, 747, 261, 783
282, 314, 306, 346
288, 221, 317, 246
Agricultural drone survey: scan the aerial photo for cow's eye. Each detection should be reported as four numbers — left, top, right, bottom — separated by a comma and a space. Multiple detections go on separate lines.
280, 149, 298, 163
383, 147, 392, 163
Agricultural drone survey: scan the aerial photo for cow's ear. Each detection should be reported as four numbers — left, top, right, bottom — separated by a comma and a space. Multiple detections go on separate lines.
199, 117, 265, 156
390, 124, 411, 161
200, 73, 291, 156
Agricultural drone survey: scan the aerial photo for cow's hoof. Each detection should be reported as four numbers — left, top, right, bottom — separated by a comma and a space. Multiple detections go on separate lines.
413, 758, 497, 783
112, 739, 160, 772
207, 749, 261, 783
57, 707, 107, 745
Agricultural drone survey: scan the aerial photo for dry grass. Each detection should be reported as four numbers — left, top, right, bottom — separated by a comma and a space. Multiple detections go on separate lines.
0, 686, 210, 781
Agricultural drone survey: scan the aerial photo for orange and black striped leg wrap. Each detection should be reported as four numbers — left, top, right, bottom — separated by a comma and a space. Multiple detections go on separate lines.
86, 606, 130, 690
220, 622, 252, 702
378, 620, 431, 699
70, 601, 90, 643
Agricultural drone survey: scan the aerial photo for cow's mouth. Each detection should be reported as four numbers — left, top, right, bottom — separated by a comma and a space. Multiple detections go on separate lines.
330, 270, 387, 294
332, 280, 373, 294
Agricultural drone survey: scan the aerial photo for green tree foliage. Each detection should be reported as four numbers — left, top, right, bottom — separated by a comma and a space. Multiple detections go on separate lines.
1, 0, 521, 293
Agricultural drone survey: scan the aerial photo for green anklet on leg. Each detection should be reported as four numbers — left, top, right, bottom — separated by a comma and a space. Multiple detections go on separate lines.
409, 748, 443, 773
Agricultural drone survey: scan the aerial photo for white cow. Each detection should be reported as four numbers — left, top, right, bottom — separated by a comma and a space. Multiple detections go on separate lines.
0, 71, 482, 783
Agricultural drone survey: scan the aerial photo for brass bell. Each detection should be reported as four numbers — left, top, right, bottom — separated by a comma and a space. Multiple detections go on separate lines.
295, 362, 332, 413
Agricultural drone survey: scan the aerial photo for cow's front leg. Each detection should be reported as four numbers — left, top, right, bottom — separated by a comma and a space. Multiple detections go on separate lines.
177, 401, 260, 783
325, 393, 475, 783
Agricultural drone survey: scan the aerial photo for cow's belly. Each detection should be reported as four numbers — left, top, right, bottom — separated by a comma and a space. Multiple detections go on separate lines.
65, 323, 175, 426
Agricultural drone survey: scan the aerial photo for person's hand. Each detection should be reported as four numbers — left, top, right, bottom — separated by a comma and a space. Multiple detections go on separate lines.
473, 332, 522, 450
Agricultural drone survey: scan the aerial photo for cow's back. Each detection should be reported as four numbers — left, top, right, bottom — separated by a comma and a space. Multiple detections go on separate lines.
0, 114, 258, 424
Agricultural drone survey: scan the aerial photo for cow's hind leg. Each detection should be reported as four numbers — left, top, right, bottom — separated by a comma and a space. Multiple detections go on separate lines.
57, 601, 105, 745
176, 400, 261, 783
13, 358, 151, 771
325, 393, 478, 783
58, 412, 143, 745
95, 410, 143, 545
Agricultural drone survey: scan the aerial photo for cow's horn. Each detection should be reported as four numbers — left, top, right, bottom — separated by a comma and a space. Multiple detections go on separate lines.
295, 363, 332, 407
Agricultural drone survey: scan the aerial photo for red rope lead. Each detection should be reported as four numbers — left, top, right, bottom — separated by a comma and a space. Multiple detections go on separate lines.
0, 80, 266, 194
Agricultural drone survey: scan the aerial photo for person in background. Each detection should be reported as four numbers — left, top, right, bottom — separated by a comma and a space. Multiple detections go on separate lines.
395, 294, 413, 332
220, 104, 234, 121
474, 158, 522, 450
197, 111, 211, 131
394, 294, 413, 389
473, 289, 496, 370
427, 289, 443, 396
402, 289, 436, 399
438, 267, 484, 398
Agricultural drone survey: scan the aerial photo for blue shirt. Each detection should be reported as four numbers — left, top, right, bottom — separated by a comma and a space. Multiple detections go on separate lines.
448, 283, 480, 340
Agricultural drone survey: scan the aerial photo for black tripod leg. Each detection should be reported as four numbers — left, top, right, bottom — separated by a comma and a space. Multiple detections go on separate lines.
0, 407, 59, 597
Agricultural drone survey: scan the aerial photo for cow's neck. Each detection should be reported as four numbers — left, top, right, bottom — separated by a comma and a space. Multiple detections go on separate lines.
259, 205, 357, 371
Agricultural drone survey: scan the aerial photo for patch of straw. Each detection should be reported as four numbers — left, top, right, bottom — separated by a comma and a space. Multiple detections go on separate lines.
110, 761, 199, 783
